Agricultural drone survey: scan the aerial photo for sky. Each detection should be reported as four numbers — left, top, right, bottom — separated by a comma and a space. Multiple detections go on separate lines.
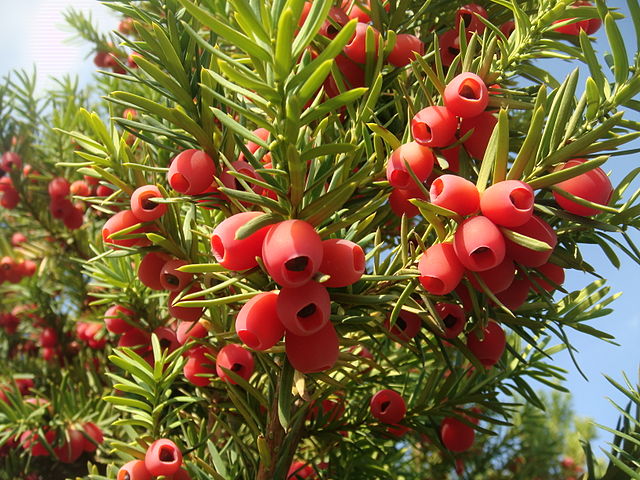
0, 0, 638, 458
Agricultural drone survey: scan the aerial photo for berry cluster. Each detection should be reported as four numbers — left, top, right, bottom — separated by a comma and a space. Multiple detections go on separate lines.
117, 439, 190, 480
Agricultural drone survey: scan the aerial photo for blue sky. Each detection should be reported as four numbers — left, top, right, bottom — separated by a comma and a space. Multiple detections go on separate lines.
0, 0, 638, 456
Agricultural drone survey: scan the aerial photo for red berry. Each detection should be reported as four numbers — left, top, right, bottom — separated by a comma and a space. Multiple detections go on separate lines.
455, 4, 488, 34
211, 212, 272, 271
50, 197, 74, 219
387, 34, 424, 67
411, 106, 458, 148
11, 232, 26, 246
370, 389, 406, 424
167, 149, 216, 195
102, 210, 146, 248
20, 429, 56, 457
183, 346, 216, 386
1, 188, 19, 209
117, 460, 152, 480
388, 185, 427, 218
504, 214, 557, 267
1, 152, 22, 171
319, 239, 365, 287
468, 256, 516, 294
418, 243, 464, 295
434, 302, 467, 339
153, 327, 180, 352
532, 262, 565, 293
460, 112, 498, 159
552, 159, 613, 216
104, 305, 136, 334
138, 252, 172, 290
168, 286, 204, 322
39, 327, 58, 348
480, 180, 535, 227
176, 320, 208, 345
444, 72, 489, 118
235, 291, 284, 351
441, 416, 475, 452
439, 145, 461, 173
48, 177, 70, 198
495, 275, 531, 311
216, 344, 254, 384
324, 54, 365, 97
131, 185, 167, 222
343, 22, 380, 64
262, 220, 323, 288
285, 322, 339, 373
386, 142, 435, 189
54, 429, 84, 463
70, 180, 91, 197
160, 259, 193, 292
430, 174, 480, 216
277, 282, 331, 337
439, 29, 461, 67
319, 6, 350, 39
466, 320, 506, 367
118, 328, 151, 354
145, 438, 182, 476
454, 216, 506, 272
385, 310, 421, 342
500, 20, 516, 37
63, 205, 84, 230
96, 184, 114, 197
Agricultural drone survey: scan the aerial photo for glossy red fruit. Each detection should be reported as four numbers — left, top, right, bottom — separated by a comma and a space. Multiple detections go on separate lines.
285, 322, 339, 373
118, 328, 151, 354
262, 220, 323, 288
160, 259, 192, 292
183, 346, 216, 386
504, 215, 557, 267
96, 184, 114, 197
176, 320, 207, 345
455, 4, 488, 34
441, 416, 475, 452
70, 180, 91, 197
460, 112, 498, 159
167, 149, 216, 195
386, 142, 435, 189
20, 429, 56, 457
411, 106, 458, 148
552, 159, 613, 216
319, 6, 350, 39
495, 275, 531, 311
1, 152, 22, 171
343, 22, 380, 64
130, 185, 167, 222
63, 205, 84, 230
481, 180, 534, 227
533, 262, 565, 292
167, 468, 191, 480
154, 327, 180, 352
104, 305, 136, 334
288, 460, 316, 480
386, 310, 421, 342
216, 344, 254, 384
11, 232, 27, 247
388, 184, 427, 218
277, 282, 330, 337
370, 389, 406, 424
454, 216, 505, 272
434, 302, 466, 339
138, 252, 171, 290
168, 286, 204, 322
145, 438, 182, 476
468, 257, 516, 294
82, 422, 104, 452
439, 146, 461, 173
238, 128, 271, 163
439, 29, 461, 67
1, 188, 19, 209
500, 20, 516, 38
48, 177, 70, 198
319, 239, 365, 287
430, 174, 480, 216
387, 33, 424, 67
117, 459, 153, 480
211, 212, 272, 271
466, 320, 506, 367
418, 242, 464, 295
50, 197, 74, 219
324, 54, 365, 97
39, 327, 58, 348
102, 210, 146, 248
554, 1, 601, 35
235, 291, 284, 351
444, 72, 489, 118
54, 429, 84, 463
